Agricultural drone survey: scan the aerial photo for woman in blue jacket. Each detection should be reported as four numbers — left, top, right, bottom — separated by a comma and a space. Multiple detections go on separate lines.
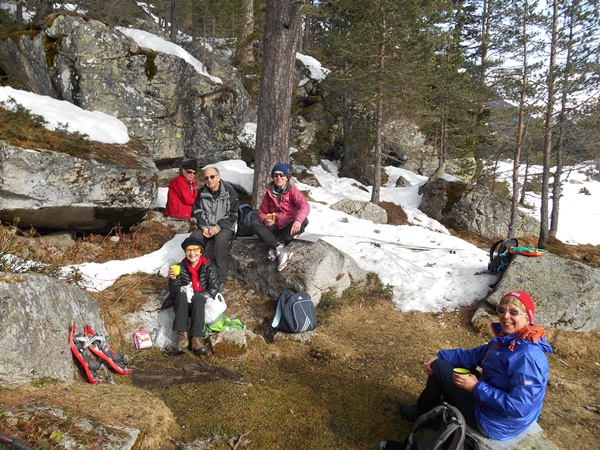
400, 290, 553, 440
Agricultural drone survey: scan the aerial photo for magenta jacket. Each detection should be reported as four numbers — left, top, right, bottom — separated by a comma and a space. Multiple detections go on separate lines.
258, 181, 310, 229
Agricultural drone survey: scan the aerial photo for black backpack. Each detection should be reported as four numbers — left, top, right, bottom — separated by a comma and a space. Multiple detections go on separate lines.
236, 203, 257, 237
266, 286, 317, 336
381, 403, 478, 450
488, 238, 518, 273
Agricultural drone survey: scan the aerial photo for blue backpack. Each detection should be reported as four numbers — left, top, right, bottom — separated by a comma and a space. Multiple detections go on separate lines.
266, 286, 317, 336
236, 203, 256, 237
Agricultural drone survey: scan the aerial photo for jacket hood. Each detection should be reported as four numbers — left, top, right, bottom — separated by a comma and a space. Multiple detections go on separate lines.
265, 180, 293, 194
491, 322, 553, 355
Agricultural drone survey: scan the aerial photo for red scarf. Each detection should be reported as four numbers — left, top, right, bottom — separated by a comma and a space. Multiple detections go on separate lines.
184, 256, 208, 292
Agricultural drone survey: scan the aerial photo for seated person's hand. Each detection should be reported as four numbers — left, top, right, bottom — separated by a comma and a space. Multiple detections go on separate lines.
453, 371, 478, 392
265, 213, 276, 226
202, 227, 212, 238
168, 268, 177, 279
423, 356, 438, 376
290, 220, 301, 235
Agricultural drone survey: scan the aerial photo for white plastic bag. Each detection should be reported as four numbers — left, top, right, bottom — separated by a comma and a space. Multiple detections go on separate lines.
181, 283, 194, 303
205, 293, 227, 325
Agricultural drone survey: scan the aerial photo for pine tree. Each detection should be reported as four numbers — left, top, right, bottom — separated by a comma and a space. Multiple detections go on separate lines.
252, 0, 304, 207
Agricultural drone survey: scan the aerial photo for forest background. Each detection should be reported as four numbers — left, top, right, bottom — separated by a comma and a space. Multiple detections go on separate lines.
2, 0, 600, 248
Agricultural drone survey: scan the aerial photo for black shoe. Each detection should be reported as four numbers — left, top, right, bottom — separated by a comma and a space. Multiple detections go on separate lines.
399, 402, 422, 422
191, 336, 209, 355
380, 441, 403, 450
193, 346, 209, 355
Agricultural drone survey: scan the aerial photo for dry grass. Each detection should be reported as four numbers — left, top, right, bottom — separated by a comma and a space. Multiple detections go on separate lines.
1, 220, 600, 449
0, 104, 149, 166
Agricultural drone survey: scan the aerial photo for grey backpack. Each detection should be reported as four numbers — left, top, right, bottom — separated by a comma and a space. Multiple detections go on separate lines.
381, 403, 479, 450
266, 286, 317, 336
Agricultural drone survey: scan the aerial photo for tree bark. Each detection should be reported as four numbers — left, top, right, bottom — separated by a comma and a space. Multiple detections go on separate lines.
509, 3, 531, 238
371, 2, 386, 204
237, 0, 255, 68
539, 0, 558, 249
169, 0, 178, 42
33, 0, 54, 27
252, 0, 303, 208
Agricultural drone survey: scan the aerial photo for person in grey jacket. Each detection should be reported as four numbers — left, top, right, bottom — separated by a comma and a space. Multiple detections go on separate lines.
190, 166, 238, 289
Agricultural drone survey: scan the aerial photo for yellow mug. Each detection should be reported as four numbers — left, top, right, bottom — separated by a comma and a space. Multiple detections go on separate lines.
453, 367, 471, 375
170, 264, 181, 276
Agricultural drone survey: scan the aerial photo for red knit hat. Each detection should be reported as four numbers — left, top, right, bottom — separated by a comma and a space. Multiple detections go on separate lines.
504, 290, 535, 324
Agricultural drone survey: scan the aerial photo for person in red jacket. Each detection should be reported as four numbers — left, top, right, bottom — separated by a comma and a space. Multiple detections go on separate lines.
164, 160, 198, 220
251, 163, 310, 271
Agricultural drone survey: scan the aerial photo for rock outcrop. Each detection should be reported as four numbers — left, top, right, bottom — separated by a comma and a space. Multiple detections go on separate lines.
0, 140, 158, 231
228, 238, 368, 304
0, 14, 254, 165
330, 199, 388, 224
473, 253, 600, 332
0, 272, 108, 387
419, 178, 540, 240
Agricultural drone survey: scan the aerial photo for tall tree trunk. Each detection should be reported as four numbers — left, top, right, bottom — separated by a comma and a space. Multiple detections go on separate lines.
252, 0, 303, 208
237, 0, 255, 68
538, 0, 558, 249
550, 0, 577, 237
371, 86, 383, 204
191, 0, 198, 43
371, 2, 386, 204
16, 0, 24, 24
509, 4, 530, 237
34, 0, 54, 27
169, 0, 178, 42
519, 148, 530, 204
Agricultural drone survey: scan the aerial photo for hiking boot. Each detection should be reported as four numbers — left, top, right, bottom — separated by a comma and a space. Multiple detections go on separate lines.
191, 336, 209, 355
275, 245, 293, 271
380, 441, 403, 450
399, 402, 422, 422
175, 331, 188, 354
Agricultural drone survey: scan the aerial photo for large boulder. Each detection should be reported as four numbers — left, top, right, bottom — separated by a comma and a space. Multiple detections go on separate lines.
0, 272, 107, 387
472, 253, 600, 332
228, 238, 368, 304
0, 140, 158, 232
0, 14, 254, 165
419, 178, 539, 240
330, 199, 388, 224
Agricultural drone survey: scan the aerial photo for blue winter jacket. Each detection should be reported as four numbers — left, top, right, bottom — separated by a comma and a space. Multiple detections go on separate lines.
438, 323, 553, 440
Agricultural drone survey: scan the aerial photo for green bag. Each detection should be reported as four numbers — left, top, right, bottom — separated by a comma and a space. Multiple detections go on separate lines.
204, 316, 247, 336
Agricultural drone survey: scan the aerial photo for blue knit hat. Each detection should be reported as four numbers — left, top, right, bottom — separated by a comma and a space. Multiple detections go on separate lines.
271, 163, 291, 178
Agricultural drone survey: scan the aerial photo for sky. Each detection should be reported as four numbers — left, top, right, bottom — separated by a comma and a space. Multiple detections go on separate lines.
2, 26, 599, 314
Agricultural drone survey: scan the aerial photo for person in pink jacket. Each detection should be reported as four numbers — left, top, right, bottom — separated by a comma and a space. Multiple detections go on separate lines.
251, 163, 310, 271
164, 160, 198, 220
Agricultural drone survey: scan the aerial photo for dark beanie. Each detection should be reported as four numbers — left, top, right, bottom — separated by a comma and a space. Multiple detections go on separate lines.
182, 159, 198, 171
181, 236, 204, 250
271, 163, 291, 178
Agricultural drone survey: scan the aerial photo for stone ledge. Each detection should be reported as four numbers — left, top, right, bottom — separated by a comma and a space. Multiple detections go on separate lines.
468, 422, 557, 450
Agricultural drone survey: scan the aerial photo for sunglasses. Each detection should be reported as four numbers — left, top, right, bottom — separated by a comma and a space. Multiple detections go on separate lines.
272, 173, 287, 178
204, 174, 218, 181
185, 170, 196, 175
184, 247, 202, 254
496, 307, 528, 317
